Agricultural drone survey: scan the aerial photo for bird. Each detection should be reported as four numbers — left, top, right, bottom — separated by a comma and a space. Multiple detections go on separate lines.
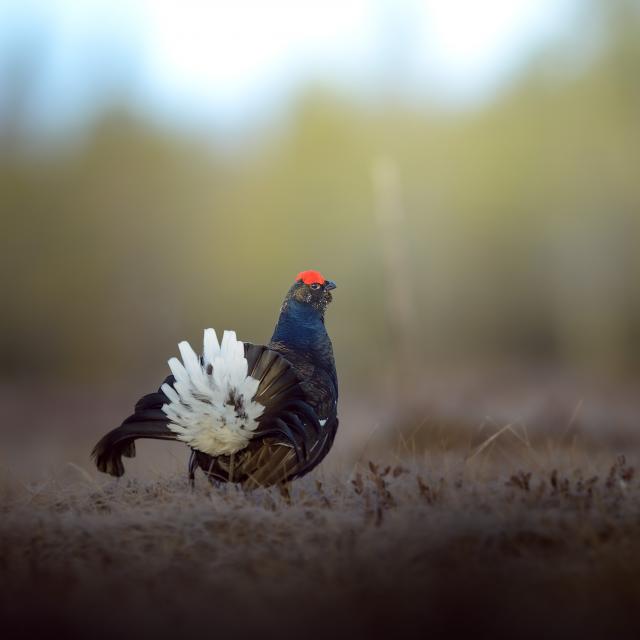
92, 270, 338, 488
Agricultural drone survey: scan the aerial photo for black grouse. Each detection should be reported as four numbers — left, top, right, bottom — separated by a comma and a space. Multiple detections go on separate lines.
92, 270, 338, 488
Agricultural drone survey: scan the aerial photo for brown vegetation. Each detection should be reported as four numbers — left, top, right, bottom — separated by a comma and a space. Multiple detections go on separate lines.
2, 440, 640, 639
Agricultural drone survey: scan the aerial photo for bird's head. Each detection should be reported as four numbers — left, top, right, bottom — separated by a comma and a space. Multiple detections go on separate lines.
284, 270, 337, 314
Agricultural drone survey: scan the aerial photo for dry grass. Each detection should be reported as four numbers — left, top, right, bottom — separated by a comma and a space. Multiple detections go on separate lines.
2, 435, 640, 640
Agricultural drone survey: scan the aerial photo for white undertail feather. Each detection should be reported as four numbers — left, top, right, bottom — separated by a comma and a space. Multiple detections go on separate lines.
161, 329, 264, 456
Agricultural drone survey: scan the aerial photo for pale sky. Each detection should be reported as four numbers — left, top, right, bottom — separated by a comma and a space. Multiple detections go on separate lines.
0, 0, 581, 133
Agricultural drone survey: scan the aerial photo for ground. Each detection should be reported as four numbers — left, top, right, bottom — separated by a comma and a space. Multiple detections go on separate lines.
2, 444, 640, 639
2, 373, 640, 639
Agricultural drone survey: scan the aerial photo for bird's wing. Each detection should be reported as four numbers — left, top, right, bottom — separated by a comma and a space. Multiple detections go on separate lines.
196, 439, 298, 488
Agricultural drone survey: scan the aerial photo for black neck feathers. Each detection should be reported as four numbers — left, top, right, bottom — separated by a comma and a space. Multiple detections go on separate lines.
269, 299, 338, 400
270, 300, 328, 350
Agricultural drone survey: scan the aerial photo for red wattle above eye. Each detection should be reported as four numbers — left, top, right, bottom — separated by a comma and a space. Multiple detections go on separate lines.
296, 270, 326, 285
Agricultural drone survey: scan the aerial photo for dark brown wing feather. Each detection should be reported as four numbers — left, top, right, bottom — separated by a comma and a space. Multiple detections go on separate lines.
195, 440, 298, 488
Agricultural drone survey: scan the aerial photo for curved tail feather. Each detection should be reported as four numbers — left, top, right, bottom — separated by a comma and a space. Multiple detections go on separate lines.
92, 420, 178, 477
92, 375, 178, 477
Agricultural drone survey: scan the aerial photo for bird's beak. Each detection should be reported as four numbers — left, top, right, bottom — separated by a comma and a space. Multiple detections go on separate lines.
325, 280, 336, 291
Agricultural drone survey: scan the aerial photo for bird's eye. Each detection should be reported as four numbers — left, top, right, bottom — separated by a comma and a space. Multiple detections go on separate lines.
310, 283, 320, 290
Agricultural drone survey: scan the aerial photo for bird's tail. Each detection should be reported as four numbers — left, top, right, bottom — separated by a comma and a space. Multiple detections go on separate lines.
160, 329, 266, 456
93, 329, 277, 476
91, 383, 178, 476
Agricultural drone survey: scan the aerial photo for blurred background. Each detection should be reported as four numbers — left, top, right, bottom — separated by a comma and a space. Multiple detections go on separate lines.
1, 0, 639, 480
